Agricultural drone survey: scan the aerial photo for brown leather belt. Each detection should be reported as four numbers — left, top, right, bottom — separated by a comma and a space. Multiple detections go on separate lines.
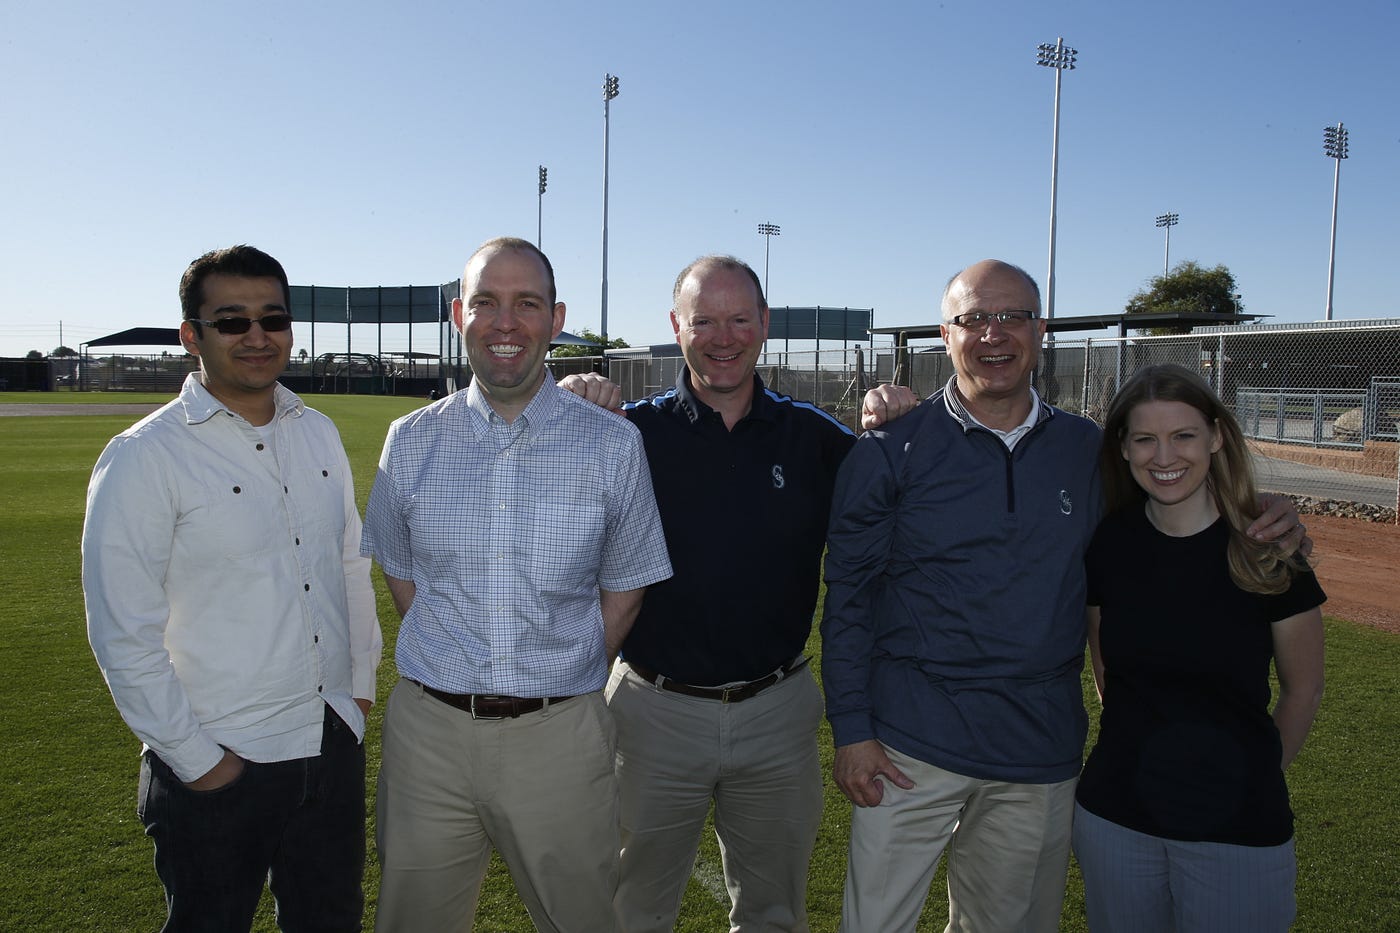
624, 657, 809, 704
409, 680, 575, 720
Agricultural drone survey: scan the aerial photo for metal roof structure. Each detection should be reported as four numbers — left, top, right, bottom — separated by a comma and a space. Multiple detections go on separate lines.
870, 310, 1265, 342
81, 327, 596, 350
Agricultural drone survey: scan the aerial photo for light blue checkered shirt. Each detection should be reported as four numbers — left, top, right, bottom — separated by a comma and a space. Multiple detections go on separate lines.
362, 374, 672, 696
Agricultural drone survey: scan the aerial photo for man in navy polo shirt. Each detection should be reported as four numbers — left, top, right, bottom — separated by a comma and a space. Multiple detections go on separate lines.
566, 254, 854, 932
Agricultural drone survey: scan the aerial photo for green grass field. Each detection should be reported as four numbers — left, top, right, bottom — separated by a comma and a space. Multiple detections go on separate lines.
2, 391, 1396, 931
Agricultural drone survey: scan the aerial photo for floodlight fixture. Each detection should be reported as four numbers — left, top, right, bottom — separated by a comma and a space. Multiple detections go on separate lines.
600, 74, 620, 367
1155, 212, 1179, 276
758, 223, 781, 299
1323, 122, 1349, 321
1035, 37, 1077, 321
537, 165, 548, 248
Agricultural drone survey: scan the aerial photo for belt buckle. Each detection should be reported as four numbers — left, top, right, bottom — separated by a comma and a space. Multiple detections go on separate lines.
469, 695, 505, 721
719, 686, 736, 704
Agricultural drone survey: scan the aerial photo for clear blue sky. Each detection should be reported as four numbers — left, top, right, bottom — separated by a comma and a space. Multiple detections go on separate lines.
2, 0, 1396, 359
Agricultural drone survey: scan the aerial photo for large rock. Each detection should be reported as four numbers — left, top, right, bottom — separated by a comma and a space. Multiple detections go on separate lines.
1333, 408, 1365, 441
1332, 408, 1398, 442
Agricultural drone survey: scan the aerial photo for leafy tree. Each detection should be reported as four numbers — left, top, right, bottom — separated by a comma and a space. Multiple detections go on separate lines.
25, 350, 43, 360
550, 327, 630, 359
51, 345, 78, 357
1125, 261, 1241, 336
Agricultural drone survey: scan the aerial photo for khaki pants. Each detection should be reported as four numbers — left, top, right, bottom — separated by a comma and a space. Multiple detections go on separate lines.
374, 679, 620, 933
606, 660, 825, 933
840, 744, 1077, 933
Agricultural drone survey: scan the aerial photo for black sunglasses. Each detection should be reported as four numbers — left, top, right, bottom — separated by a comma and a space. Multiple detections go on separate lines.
192, 313, 294, 336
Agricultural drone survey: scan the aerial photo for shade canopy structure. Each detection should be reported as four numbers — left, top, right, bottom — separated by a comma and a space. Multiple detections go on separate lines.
83, 327, 182, 348
81, 325, 597, 350
869, 310, 1264, 342
550, 331, 599, 348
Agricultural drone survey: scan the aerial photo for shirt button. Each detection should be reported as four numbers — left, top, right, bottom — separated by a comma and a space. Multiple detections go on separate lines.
256, 443, 265, 451
304, 583, 311, 592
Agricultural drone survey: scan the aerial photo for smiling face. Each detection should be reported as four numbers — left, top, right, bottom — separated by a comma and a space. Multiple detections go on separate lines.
178, 273, 292, 424
671, 262, 768, 411
453, 245, 565, 420
940, 261, 1046, 427
1121, 399, 1223, 519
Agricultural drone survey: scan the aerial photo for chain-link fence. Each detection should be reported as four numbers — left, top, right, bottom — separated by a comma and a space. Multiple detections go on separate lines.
590, 320, 1400, 515
602, 349, 872, 427
32, 353, 446, 396
875, 319, 1400, 516
25, 318, 1397, 515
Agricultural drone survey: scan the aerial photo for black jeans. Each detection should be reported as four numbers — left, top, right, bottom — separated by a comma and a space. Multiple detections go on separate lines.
137, 707, 366, 933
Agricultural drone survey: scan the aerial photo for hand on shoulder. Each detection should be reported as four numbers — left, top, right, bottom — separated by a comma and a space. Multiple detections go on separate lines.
559, 373, 624, 414
861, 384, 920, 431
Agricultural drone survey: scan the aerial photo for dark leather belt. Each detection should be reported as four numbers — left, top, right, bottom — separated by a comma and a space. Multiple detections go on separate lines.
625, 657, 809, 704
409, 680, 575, 720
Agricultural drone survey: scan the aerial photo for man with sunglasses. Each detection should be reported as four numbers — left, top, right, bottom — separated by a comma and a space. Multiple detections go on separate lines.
83, 245, 382, 932
822, 259, 1305, 932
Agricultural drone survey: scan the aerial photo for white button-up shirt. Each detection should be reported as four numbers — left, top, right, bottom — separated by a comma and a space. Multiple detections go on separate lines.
83, 374, 381, 783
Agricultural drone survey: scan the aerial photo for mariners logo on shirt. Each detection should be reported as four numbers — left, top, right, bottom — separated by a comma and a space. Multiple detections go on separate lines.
1059, 489, 1073, 515
772, 465, 785, 489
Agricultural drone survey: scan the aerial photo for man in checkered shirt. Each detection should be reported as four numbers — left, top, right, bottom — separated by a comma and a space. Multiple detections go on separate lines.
362, 237, 672, 932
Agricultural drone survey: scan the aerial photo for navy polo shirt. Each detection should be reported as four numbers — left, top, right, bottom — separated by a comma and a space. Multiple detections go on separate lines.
620, 367, 855, 685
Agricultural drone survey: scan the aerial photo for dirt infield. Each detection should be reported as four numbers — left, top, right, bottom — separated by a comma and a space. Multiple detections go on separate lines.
1304, 513, 1400, 635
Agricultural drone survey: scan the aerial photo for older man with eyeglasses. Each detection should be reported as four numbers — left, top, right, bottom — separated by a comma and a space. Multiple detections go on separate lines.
83, 245, 382, 932
821, 259, 1304, 933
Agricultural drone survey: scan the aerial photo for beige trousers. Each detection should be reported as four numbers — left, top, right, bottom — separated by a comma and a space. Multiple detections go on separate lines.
840, 744, 1077, 933
606, 661, 825, 933
374, 679, 620, 933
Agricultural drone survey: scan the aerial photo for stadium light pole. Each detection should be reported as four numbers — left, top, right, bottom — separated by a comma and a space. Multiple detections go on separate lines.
757, 223, 781, 300
600, 74, 620, 370
1155, 212, 1179, 277
1036, 37, 1076, 322
537, 165, 548, 250
1323, 122, 1348, 322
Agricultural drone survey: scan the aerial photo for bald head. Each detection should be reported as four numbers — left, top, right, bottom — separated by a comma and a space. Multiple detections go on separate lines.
672, 255, 766, 309
941, 260, 1041, 323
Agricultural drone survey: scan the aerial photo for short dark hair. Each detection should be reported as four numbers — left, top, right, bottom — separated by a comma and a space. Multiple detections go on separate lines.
179, 245, 292, 321
672, 255, 767, 309
465, 237, 557, 308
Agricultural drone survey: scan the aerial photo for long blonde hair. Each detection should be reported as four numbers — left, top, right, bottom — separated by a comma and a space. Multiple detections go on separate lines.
1100, 364, 1302, 595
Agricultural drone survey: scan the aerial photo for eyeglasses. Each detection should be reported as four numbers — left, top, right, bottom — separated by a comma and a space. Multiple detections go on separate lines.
192, 313, 294, 336
947, 310, 1039, 331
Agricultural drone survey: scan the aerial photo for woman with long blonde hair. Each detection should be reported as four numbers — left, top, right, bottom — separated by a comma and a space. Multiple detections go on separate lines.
1073, 364, 1326, 932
